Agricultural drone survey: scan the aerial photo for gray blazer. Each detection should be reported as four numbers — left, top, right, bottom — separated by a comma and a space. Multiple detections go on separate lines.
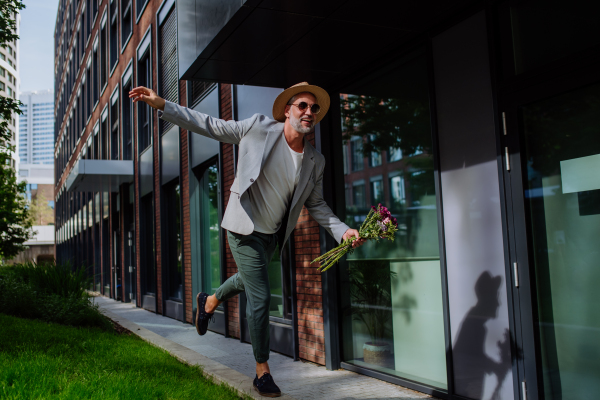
159, 101, 349, 248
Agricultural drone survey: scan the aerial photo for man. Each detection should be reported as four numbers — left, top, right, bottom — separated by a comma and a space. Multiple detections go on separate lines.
129, 82, 364, 397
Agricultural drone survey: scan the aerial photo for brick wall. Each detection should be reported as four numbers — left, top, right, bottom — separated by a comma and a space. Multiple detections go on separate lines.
179, 81, 194, 323
293, 132, 325, 365
219, 83, 241, 339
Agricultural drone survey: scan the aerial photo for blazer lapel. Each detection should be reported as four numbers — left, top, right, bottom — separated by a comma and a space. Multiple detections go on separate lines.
261, 126, 283, 169
289, 140, 315, 212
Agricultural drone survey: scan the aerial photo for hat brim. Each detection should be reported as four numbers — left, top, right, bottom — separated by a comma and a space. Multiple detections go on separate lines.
272, 84, 330, 124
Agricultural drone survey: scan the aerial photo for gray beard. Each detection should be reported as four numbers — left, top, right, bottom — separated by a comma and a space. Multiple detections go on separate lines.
290, 114, 314, 134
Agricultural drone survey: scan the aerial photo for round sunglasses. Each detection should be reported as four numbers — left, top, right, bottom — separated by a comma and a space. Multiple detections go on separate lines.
289, 101, 321, 115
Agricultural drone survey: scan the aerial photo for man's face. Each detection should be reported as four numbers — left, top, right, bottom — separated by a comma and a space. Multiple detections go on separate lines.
285, 92, 317, 134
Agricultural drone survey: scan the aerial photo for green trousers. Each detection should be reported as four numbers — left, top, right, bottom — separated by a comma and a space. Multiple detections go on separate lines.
215, 230, 278, 363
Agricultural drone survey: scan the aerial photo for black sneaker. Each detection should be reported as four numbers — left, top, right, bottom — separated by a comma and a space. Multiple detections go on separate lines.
195, 292, 214, 336
253, 373, 281, 397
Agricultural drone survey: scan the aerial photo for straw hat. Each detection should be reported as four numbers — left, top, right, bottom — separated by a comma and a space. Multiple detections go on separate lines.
272, 82, 330, 124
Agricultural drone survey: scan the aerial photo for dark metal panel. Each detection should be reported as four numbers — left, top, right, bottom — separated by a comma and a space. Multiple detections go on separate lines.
247, 18, 408, 88
255, 0, 345, 18
329, 0, 452, 31
190, 87, 220, 168
176, 0, 197, 78
140, 147, 153, 197
161, 126, 180, 184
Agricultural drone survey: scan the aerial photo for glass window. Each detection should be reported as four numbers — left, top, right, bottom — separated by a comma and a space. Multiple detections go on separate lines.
370, 178, 384, 205
167, 182, 182, 301
93, 40, 99, 105
101, 113, 109, 159
388, 146, 402, 162
137, 50, 151, 152
510, 0, 600, 74
521, 82, 600, 399
369, 134, 382, 167
352, 180, 366, 209
110, 94, 119, 160
100, 15, 107, 90
136, 0, 149, 20
109, 0, 118, 71
350, 136, 364, 171
121, 0, 132, 47
338, 48, 447, 389
122, 79, 133, 160
200, 164, 221, 297
141, 193, 155, 295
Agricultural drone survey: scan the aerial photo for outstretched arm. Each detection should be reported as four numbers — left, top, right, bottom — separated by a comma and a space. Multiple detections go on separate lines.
129, 86, 250, 144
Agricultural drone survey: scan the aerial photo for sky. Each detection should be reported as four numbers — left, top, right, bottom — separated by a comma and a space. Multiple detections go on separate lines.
19, 0, 60, 93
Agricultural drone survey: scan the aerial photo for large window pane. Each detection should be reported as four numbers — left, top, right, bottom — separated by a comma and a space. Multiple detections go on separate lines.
521, 82, 600, 399
339, 48, 447, 389
200, 164, 221, 296
167, 182, 182, 300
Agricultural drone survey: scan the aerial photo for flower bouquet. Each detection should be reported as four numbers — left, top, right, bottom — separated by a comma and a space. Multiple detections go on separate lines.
312, 204, 399, 272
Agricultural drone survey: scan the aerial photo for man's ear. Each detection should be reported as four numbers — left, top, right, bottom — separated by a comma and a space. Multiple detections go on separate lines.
284, 105, 291, 119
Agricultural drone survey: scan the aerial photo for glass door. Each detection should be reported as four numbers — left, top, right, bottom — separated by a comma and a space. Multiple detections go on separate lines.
505, 82, 600, 400
498, 2, 600, 398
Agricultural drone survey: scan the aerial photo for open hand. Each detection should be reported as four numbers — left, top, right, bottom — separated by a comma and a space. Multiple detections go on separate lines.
129, 86, 166, 111
342, 229, 366, 248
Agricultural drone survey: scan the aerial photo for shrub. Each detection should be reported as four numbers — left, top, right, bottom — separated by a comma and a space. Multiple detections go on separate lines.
0, 262, 111, 330
6, 261, 91, 298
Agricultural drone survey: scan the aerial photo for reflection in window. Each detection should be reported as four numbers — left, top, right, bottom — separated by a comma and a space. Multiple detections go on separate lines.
351, 137, 364, 171
389, 174, 406, 210
388, 146, 402, 162
370, 135, 382, 167
167, 182, 182, 301
338, 48, 447, 389
200, 164, 221, 297
370, 178, 384, 205
352, 181, 366, 209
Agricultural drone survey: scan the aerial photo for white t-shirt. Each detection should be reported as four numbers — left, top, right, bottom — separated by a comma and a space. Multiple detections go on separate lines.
248, 133, 304, 234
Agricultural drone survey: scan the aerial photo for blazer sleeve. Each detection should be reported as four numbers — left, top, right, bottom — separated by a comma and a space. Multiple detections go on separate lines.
158, 100, 255, 144
304, 162, 350, 244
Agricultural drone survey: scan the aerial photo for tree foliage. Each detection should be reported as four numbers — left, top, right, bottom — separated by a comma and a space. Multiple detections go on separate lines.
0, 0, 31, 260
340, 95, 432, 158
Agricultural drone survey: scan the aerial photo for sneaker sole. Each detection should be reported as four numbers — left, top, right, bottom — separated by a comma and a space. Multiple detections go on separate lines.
253, 384, 281, 398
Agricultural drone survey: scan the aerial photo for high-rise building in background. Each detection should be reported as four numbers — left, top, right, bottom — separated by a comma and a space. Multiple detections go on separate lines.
0, 10, 20, 170
19, 90, 55, 165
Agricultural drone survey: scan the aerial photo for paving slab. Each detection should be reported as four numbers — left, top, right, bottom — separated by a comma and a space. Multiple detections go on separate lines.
94, 296, 433, 400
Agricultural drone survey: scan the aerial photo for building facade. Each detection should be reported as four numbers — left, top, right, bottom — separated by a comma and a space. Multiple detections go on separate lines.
54, 1, 600, 400
1, 10, 20, 170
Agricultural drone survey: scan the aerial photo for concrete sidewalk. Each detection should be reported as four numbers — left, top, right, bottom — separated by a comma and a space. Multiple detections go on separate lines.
95, 296, 432, 400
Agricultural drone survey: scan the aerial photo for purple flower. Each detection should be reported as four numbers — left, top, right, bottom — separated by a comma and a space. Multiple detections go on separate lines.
377, 221, 388, 232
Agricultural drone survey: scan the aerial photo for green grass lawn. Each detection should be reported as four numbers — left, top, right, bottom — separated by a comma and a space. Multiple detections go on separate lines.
0, 314, 241, 400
